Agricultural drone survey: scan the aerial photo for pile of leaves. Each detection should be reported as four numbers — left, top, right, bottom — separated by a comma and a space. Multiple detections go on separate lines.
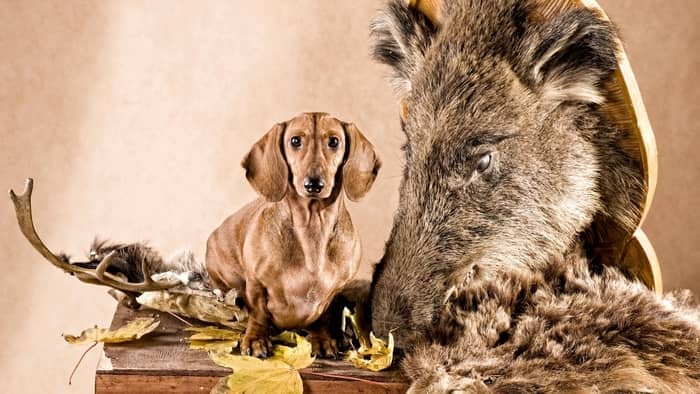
63, 308, 394, 393
184, 312, 395, 393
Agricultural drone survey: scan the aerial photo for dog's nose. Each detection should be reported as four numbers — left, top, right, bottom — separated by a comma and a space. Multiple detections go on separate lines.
304, 177, 325, 194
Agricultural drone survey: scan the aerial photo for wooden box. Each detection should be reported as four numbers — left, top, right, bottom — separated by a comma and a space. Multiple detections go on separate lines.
95, 305, 409, 393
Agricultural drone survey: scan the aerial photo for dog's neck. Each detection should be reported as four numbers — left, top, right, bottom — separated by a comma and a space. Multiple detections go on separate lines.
283, 183, 345, 230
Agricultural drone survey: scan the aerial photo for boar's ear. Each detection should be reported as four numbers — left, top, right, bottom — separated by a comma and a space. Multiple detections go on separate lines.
371, 0, 439, 98
525, 9, 618, 106
241, 122, 288, 202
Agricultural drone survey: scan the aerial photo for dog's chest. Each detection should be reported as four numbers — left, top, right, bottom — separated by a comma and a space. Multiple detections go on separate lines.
263, 262, 347, 328
260, 220, 356, 328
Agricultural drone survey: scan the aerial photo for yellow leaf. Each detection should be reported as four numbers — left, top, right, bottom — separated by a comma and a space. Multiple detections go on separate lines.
186, 325, 245, 340
210, 353, 289, 370
342, 307, 369, 349
63, 317, 160, 345
209, 332, 314, 394
270, 330, 299, 345
210, 376, 231, 394
345, 332, 394, 372
210, 362, 302, 394
223, 366, 303, 394
188, 340, 238, 353
269, 332, 314, 369
210, 354, 301, 394
186, 325, 243, 353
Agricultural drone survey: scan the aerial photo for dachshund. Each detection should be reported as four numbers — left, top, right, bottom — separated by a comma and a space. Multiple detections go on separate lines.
205, 112, 381, 358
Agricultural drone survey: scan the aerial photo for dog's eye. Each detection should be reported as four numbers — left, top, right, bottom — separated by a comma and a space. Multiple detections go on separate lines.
290, 136, 302, 148
476, 153, 492, 172
328, 136, 339, 149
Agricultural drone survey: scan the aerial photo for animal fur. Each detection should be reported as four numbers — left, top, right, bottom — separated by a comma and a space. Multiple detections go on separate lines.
404, 248, 700, 393
371, 0, 643, 346
205, 113, 380, 358
369, 0, 700, 391
72, 238, 209, 286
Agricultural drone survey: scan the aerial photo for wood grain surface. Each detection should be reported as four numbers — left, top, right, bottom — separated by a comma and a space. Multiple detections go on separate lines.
96, 305, 409, 393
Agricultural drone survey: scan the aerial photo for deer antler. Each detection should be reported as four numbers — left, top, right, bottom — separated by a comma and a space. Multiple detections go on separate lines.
9, 178, 179, 293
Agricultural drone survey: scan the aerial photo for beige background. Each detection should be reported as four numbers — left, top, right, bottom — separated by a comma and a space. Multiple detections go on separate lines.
0, 1, 697, 392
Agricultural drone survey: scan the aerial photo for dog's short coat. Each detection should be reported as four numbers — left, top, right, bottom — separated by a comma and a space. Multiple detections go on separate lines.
206, 112, 380, 358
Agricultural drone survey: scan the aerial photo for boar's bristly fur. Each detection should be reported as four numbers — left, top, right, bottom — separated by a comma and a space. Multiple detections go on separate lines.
370, 0, 700, 391
371, 0, 643, 346
404, 248, 700, 393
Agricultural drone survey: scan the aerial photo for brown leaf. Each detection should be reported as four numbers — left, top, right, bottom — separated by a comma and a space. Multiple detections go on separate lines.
186, 325, 244, 353
137, 291, 247, 327
63, 317, 160, 345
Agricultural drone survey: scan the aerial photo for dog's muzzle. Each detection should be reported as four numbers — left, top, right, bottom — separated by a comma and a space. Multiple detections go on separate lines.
304, 177, 325, 194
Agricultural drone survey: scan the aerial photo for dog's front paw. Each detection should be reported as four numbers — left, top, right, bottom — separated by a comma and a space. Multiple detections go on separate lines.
241, 333, 272, 358
309, 334, 339, 359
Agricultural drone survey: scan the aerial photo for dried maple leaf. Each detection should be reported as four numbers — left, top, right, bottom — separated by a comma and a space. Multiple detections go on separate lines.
209, 331, 314, 394
62, 316, 161, 384
186, 325, 246, 340
342, 306, 370, 348
341, 307, 394, 371
189, 340, 240, 353
186, 325, 244, 353
345, 332, 395, 372
210, 355, 302, 394
62, 317, 160, 344
268, 331, 314, 369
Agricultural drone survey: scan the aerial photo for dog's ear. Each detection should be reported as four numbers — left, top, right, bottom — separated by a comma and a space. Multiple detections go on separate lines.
522, 8, 619, 106
342, 123, 381, 202
241, 122, 288, 202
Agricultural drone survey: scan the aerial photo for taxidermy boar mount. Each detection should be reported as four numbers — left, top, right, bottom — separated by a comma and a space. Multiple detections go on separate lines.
370, 0, 661, 347
369, 0, 700, 392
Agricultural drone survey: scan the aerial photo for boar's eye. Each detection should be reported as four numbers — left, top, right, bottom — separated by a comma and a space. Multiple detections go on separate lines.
476, 152, 492, 172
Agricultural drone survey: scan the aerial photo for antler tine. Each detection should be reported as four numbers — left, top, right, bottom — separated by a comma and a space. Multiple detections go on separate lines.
9, 178, 179, 293
95, 251, 117, 281
140, 253, 156, 286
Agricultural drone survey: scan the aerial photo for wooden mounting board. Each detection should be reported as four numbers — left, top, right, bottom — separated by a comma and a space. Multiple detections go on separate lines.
96, 305, 409, 393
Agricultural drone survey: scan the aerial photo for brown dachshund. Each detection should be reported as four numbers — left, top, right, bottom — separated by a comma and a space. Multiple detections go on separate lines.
206, 112, 380, 358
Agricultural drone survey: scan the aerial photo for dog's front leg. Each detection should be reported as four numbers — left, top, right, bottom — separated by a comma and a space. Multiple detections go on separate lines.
307, 307, 340, 359
241, 281, 273, 358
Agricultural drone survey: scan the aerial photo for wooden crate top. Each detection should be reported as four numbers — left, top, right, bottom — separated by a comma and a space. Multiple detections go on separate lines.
96, 304, 409, 393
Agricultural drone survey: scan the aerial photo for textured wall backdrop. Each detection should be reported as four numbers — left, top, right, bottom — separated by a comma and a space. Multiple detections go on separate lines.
1, 1, 697, 392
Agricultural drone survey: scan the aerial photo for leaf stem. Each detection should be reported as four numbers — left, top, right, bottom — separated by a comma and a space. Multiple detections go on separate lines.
303, 371, 392, 386
166, 311, 193, 326
69, 341, 98, 385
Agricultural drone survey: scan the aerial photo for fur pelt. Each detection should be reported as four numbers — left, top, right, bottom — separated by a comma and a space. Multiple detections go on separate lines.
404, 249, 700, 393
71, 238, 208, 286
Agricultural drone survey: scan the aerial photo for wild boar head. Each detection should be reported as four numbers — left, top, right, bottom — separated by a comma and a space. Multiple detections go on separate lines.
370, 0, 645, 347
